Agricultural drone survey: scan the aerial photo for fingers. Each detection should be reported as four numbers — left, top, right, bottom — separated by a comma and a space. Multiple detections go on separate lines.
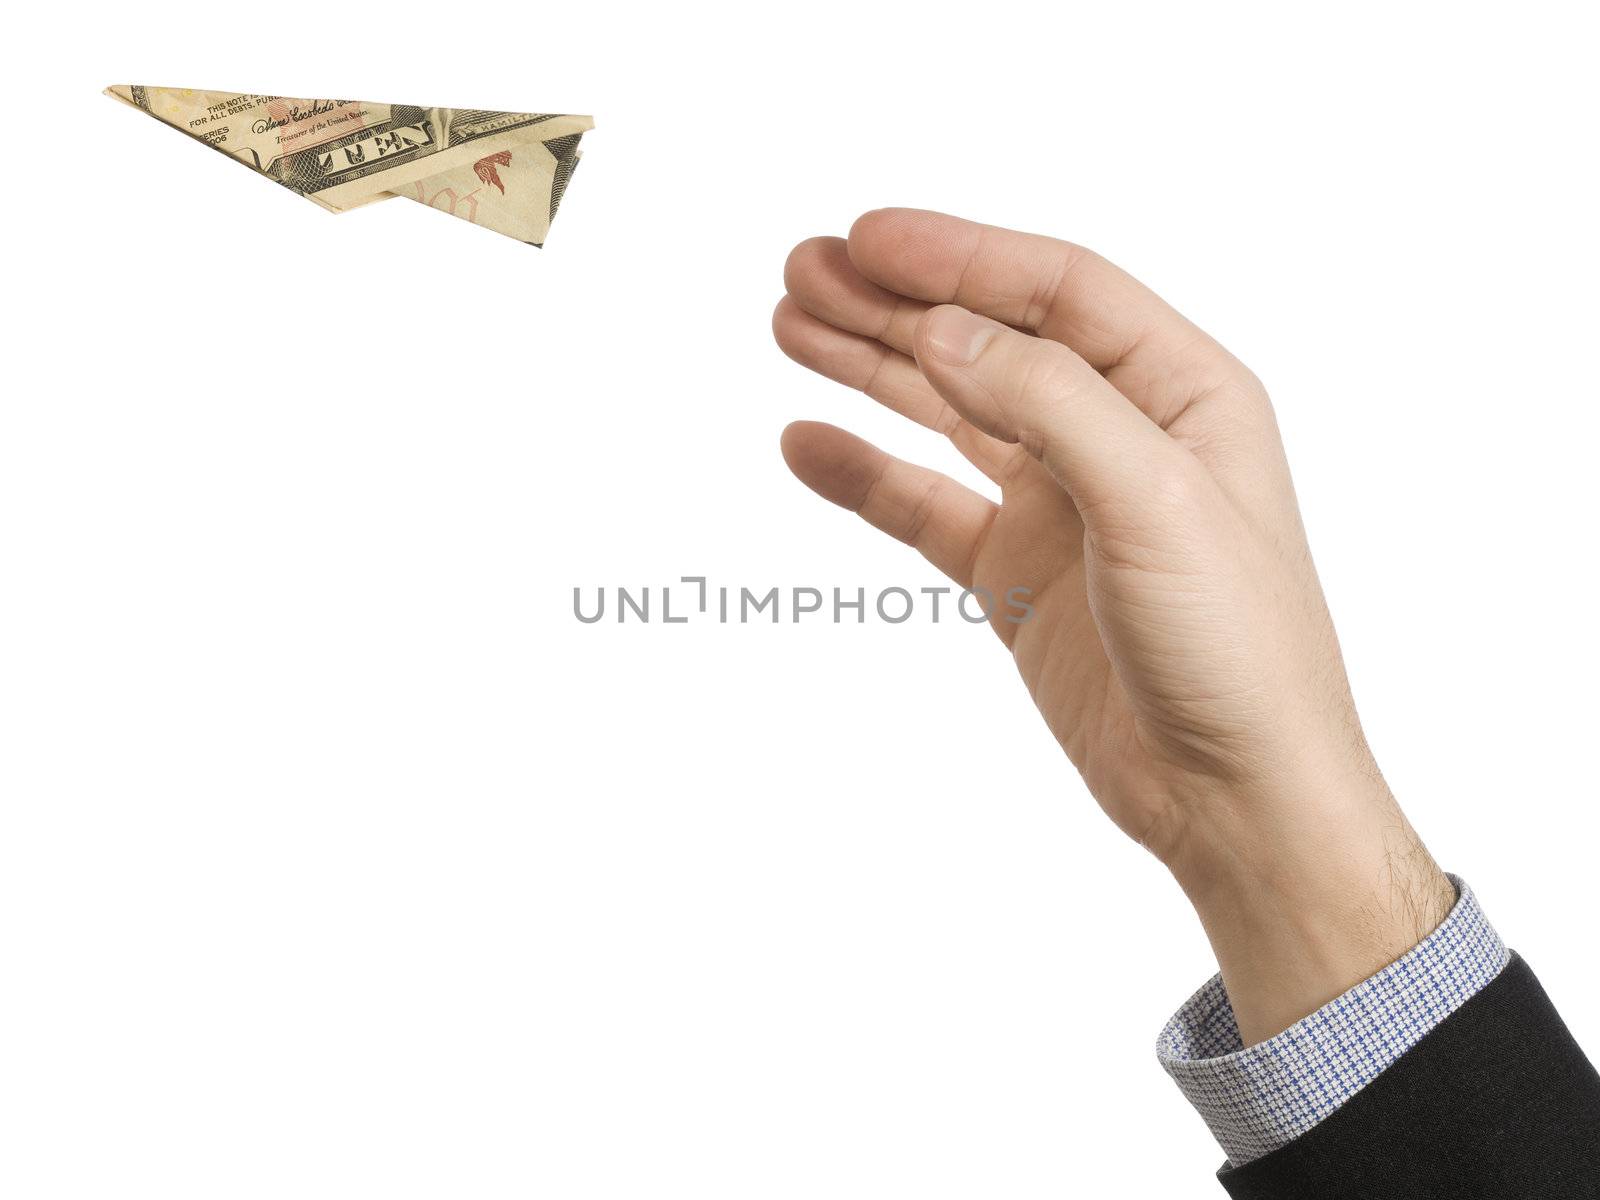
846, 209, 1245, 425
772, 296, 1022, 485
780, 421, 997, 587
776, 224, 1226, 522
783, 236, 928, 355
915, 304, 1202, 519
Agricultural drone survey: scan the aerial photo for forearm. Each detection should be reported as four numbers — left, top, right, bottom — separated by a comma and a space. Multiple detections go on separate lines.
1159, 776, 1454, 1045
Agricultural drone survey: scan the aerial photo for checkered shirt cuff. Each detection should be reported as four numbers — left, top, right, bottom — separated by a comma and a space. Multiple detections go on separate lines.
1156, 875, 1508, 1166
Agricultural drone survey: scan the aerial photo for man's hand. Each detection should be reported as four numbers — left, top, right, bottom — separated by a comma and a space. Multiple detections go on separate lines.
774, 209, 1454, 1044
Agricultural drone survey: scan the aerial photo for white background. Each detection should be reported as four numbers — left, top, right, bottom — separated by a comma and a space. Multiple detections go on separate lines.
3, 3, 1597, 1196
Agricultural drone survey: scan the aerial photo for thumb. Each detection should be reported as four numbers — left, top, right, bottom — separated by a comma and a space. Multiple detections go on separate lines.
914, 304, 1196, 521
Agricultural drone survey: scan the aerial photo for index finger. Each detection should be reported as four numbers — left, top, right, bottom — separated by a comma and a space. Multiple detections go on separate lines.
845, 208, 1241, 384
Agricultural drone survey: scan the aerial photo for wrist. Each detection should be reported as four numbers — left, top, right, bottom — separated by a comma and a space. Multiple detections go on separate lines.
1160, 778, 1455, 1045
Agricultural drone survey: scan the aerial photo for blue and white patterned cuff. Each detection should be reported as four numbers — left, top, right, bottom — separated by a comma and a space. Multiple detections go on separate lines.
1156, 875, 1508, 1166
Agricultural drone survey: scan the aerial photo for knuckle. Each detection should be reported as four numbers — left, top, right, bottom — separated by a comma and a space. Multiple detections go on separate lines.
932, 403, 964, 439
859, 344, 894, 399
1023, 241, 1096, 329
901, 476, 947, 545
1146, 459, 1214, 516
880, 294, 915, 344
851, 458, 891, 517
1011, 341, 1082, 407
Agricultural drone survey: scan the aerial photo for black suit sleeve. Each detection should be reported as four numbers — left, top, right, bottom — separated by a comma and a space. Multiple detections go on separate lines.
1216, 954, 1600, 1199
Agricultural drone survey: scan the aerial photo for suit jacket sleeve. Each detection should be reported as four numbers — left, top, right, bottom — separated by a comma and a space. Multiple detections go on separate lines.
1216, 953, 1600, 1198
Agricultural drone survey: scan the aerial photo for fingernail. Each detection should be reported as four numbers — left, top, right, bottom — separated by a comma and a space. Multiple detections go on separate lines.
924, 306, 995, 366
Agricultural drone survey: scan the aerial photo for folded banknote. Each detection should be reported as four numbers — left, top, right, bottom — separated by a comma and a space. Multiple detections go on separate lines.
104, 85, 593, 246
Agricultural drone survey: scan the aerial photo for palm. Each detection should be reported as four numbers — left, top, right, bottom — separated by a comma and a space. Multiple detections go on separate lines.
971, 438, 1169, 839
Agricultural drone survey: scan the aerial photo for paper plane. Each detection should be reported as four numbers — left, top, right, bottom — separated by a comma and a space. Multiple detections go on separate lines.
105, 85, 592, 246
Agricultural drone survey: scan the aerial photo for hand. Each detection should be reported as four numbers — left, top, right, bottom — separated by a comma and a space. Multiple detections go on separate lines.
773, 209, 1454, 1043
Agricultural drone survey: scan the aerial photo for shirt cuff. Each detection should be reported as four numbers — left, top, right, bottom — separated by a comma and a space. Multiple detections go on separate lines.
1155, 875, 1509, 1166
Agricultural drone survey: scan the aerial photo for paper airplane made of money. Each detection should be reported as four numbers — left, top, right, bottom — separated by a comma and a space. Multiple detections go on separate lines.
105, 85, 592, 246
